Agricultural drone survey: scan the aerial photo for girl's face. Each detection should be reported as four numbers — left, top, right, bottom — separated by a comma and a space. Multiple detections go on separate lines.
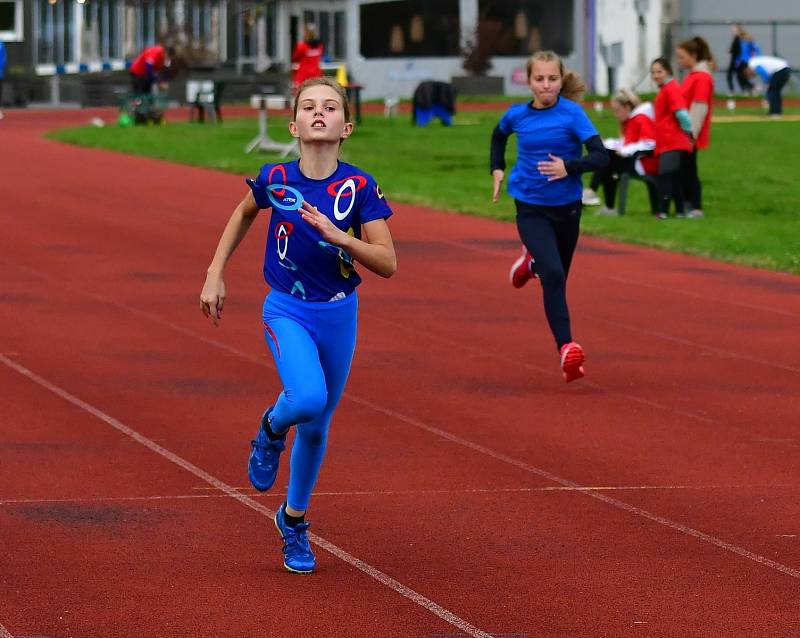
290, 84, 352, 143
676, 47, 695, 69
529, 59, 562, 107
611, 100, 632, 123
651, 62, 669, 86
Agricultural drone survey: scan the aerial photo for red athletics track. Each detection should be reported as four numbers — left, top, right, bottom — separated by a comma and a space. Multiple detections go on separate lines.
1, 108, 799, 638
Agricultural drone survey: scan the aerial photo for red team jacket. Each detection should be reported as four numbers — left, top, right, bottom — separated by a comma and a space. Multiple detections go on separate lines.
654, 79, 693, 155
621, 106, 659, 176
292, 40, 324, 86
681, 69, 714, 149
129, 45, 167, 79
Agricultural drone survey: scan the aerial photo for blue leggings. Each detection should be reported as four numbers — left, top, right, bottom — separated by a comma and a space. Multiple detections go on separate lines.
261, 289, 358, 511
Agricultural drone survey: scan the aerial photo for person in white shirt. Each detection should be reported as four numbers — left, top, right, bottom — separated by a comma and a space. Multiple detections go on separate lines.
747, 55, 792, 115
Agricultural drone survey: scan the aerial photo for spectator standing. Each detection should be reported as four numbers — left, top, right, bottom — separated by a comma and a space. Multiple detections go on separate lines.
677, 36, 715, 218
650, 57, 693, 220
291, 25, 324, 91
728, 25, 753, 94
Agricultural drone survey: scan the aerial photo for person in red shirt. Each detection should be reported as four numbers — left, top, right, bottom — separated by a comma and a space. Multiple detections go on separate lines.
651, 57, 693, 220
583, 88, 658, 215
129, 44, 174, 95
677, 36, 715, 218
291, 25, 324, 91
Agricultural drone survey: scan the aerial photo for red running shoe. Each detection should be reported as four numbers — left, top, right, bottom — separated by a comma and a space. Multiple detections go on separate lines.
560, 342, 585, 383
509, 247, 537, 288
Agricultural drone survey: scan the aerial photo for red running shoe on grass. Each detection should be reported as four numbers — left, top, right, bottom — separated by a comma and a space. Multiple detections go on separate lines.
560, 342, 585, 383
509, 247, 537, 288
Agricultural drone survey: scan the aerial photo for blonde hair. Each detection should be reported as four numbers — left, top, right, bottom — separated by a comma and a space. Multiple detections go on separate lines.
612, 88, 641, 109
293, 76, 352, 123
526, 50, 586, 101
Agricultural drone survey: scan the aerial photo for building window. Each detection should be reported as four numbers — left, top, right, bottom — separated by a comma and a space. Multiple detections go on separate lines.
360, 0, 460, 58
0, 0, 23, 41
477, 0, 574, 57
333, 11, 346, 59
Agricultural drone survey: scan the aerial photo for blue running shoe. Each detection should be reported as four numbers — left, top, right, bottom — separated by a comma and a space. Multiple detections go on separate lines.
247, 409, 286, 492
275, 503, 316, 574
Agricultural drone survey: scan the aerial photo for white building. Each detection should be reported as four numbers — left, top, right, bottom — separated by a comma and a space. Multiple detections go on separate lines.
592, 0, 663, 95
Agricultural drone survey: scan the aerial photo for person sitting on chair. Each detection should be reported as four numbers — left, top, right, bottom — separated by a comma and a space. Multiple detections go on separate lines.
582, 89, 658, 215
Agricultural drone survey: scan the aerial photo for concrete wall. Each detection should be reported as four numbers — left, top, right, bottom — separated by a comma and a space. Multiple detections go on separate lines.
593, 0, 663, 95
673, 0, 799, 94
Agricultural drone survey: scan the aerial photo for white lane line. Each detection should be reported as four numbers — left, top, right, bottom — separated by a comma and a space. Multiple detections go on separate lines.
0, 354, 493, 638
347, 396, 800, 581
4, 483, 795, 506
0, 622, 13, 638
7, 266, 800, 579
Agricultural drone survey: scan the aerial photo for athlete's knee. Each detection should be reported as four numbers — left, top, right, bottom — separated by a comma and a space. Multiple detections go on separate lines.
284, 386, 328, 424
536, 264, 566, 289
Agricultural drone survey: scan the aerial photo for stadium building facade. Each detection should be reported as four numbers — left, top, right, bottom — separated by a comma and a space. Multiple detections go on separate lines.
0, 0, 601, 104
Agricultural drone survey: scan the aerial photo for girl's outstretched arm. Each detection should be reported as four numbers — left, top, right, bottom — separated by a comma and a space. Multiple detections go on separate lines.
200, 191, 262, 325
299, 202, 397, 278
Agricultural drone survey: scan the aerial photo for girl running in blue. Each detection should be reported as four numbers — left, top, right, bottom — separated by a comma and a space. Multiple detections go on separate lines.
200, 77, 396, 573
490, 51, 608, 383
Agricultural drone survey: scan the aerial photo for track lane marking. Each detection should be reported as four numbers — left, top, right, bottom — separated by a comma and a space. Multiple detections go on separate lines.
0, 354, 493, 638
3, 483, 797, 506
5, 266, 800, 580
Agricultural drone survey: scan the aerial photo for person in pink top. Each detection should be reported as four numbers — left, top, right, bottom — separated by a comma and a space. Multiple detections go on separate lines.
677, 36, 715, 218
650, 57, 693, 220
129, 44, 174, 95
291, 25, 324, 91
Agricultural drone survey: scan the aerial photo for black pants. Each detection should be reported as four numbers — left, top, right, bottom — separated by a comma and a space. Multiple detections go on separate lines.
657, 150, 690, 215
728, 62, 753, 93
515, 199, 581, 350
767, 67, 791, 115
590, 153, 634, 208
590, 153, 658, 211
683, 149, 702, 211
130, 73, 152, 95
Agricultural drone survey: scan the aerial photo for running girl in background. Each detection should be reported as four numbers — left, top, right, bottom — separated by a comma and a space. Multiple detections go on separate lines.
200, 77, 396, 574
650, 57, 693, 220
582, 88, 658, 215
677, 36, 715, 218
490, 50, 609, 383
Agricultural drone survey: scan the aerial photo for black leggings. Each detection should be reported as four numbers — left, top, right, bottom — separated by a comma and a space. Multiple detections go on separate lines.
684, 149, 702, 211
515, 199, 581, 350
590, 153, 635, 208
657, 150, 690, 215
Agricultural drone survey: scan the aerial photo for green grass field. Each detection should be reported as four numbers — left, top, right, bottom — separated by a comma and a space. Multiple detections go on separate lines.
49, 103, 800, 274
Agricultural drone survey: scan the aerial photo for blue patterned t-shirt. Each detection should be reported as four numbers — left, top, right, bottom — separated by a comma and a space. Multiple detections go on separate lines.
248, 160, 392, 302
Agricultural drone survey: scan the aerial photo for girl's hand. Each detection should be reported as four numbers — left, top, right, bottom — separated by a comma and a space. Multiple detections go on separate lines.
299, 201, 347, 244
491, 169, 505, 203
200, 271, 225, 326
537, 154, 568, 181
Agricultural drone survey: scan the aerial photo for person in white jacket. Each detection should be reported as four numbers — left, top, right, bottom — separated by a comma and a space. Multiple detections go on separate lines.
747, 55, 792, 115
